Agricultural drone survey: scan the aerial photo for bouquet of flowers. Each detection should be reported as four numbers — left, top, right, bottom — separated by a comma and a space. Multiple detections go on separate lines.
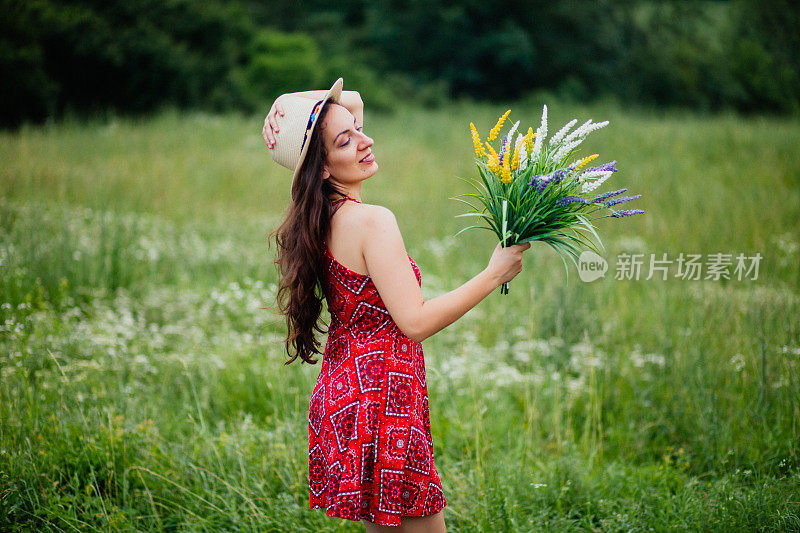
456, 105, 644, 294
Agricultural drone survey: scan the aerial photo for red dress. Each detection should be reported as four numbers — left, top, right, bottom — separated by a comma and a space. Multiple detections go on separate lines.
308, 210, 447, 526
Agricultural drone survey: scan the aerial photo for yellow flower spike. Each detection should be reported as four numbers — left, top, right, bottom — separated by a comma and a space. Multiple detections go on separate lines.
575, 153, 599, 170
511, 140, 521, 170
487, 109, 511, 142
501, 156, 512, 183
525, 127, 534, 153
469, 122, 486, 158
484, 142, 501, 175
485, 142, 499, 167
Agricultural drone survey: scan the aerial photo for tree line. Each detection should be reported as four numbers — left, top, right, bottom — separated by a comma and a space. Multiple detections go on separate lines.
1, 0, 797, 128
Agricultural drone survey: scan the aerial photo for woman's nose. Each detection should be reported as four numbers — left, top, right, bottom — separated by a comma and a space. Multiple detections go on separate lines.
358, 131, 373, 147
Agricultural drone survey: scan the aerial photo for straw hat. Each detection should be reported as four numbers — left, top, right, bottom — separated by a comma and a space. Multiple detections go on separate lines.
269, 77, 344, 184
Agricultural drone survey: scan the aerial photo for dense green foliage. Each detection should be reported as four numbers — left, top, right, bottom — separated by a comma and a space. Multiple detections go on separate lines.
0, 0, 253, 123
1, 0, 799, 128
1, 98, 799, 530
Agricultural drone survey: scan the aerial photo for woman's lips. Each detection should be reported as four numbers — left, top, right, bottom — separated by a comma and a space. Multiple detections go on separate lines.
360, 153, 375, 163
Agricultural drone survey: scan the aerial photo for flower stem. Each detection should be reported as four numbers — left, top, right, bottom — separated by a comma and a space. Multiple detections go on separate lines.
501, 200, 510, 295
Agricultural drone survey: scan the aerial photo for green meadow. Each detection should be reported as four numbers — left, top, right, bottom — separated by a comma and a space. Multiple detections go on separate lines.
1, 98, 799, 531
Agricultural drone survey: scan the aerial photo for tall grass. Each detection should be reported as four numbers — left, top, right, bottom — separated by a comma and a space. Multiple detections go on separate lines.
1, 100, 798, 531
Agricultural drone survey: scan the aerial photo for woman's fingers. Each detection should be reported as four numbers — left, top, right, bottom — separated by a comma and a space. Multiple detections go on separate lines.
268, 110, 279, 133
262, 106, 283, 149
261, 106, 278, 148
509, 242, 531, 253
262, 116, 274, 148
264, 126, 274, 148
263, 97, 286, 149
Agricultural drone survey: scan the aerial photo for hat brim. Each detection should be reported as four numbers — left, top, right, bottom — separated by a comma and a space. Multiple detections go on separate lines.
291, 78, 344, 184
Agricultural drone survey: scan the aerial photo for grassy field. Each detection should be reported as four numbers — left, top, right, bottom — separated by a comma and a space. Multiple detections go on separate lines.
1, 96, 799, 532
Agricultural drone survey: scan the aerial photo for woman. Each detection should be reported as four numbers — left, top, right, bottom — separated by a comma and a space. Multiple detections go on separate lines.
263, 78, 529, 532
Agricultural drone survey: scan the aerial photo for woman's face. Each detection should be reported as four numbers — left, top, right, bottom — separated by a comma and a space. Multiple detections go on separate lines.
320, 104, 377, 186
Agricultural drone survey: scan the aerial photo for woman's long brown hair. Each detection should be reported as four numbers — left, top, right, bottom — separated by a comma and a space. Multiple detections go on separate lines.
271, 100, 346, 365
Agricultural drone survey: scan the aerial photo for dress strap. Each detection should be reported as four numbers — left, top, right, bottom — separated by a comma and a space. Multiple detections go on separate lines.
331, 196, 362, 205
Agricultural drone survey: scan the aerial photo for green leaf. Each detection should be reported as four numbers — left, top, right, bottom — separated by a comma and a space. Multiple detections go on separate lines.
453, 225, 497, 238
455, 212, 493, 219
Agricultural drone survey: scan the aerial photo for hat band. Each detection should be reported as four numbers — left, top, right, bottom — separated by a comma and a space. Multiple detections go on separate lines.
300, 99, 324, 153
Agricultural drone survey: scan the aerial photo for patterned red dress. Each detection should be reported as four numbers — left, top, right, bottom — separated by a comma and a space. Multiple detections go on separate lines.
308, 201, 447, 526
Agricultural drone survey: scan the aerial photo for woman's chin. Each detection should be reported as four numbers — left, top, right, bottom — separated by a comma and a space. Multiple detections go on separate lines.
364, 162, 379, 176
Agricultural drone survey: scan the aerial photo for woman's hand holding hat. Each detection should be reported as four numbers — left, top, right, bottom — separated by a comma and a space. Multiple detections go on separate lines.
263, 96, 286, 149
263, 78, 343, 183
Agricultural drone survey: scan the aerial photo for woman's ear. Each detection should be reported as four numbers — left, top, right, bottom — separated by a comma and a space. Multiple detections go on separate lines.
321, 167, 331, 181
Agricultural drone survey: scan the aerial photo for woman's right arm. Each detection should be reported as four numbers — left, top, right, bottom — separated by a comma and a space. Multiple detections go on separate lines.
282, 89, 363, 110
360, 205, 529, 343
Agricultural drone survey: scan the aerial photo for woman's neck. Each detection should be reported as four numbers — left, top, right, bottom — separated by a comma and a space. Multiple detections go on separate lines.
331, 183, 362, 203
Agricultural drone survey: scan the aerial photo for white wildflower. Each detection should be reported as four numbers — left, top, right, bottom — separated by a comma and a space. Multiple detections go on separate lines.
512, 349, 530, 363
531, 338, 555, 357
517, 134, 528, 170
630, 346, 645, 367
552, 138, 583, 164
488, 364, 524, 387
578, 169, 610, 182
549, 118, 577, 147
580, 171, 613, 193
772, 379, 786, 389
514, 133, 525, 169
566, 375, 585, 393
644, 353, 665, 367
584, 120, 609, 137
514, 133, 524, 151
506, 120, 521, 149
531, 104, 548, 159
561, 119, 593, 145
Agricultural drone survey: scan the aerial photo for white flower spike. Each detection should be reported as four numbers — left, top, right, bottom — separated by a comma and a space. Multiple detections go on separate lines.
549, 118, 578, 147
531, 104, 548, 159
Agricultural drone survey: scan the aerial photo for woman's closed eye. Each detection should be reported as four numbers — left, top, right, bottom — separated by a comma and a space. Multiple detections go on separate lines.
340, 127, 364, 147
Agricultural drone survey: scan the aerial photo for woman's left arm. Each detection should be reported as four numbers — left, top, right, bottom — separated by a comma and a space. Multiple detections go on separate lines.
263, 90, 363, 148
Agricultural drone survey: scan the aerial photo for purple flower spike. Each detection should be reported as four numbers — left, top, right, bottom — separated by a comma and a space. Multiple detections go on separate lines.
605, 194, 642, 208
528, 174, 544, 188
556, 195, 589, 206
611, 209, 644, 218
595, 160, 618, 172
591, 188, 627, 203
529, 170, 566, 193
499, 133, 509, 164
536, 175, 554, 192
579, 160, 618, 180
552, 168, 570, 184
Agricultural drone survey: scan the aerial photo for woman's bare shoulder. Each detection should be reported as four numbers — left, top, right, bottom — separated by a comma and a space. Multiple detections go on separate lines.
330, 202, 395, 237
328, 203, 401, 272
334, 201, 393, 225
331, 203, 400, 251
354, 203, 398, 233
